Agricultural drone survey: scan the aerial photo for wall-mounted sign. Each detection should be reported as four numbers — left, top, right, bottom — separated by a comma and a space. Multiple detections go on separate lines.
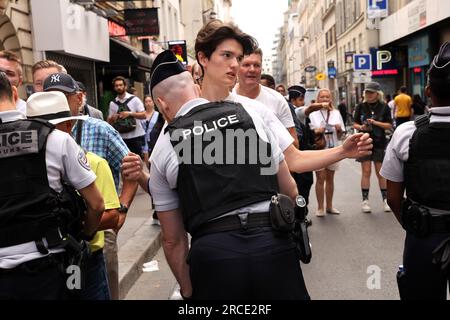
345, 51, 355, 64
328, 67, 337, 78
304, 66, 317, 73
168, 40, 188, 66
316, 73, 326, 81
124, 8, 159, 36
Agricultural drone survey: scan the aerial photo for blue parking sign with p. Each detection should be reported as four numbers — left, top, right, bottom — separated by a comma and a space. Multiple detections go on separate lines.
368, 0, 387, 10
354, 54, 372, 71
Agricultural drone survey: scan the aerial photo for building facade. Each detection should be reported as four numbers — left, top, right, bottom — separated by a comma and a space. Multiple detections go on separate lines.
0, 0, 34, 99
379, 0, 450, 99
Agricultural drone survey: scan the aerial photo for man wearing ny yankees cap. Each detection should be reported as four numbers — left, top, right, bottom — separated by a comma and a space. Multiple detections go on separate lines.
43, 72, 138, 300
122, 50, 312, 300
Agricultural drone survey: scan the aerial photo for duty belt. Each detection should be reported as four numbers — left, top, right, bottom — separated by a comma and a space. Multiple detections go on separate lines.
192, 212, 271, 239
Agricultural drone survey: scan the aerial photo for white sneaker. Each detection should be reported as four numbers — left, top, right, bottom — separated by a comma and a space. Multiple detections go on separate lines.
383, 199, 392, 212
151, 218, 160, 226
361, 200, 371, 213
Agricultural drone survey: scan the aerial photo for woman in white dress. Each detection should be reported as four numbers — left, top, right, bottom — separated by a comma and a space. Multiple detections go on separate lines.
309, 88, 345, 217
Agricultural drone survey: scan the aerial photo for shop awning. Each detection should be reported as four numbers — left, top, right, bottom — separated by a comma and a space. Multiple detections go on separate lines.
109, 38, 153, 71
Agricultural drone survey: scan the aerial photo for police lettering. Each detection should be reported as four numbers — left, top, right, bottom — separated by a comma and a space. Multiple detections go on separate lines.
182, 114, 239, 140
0, 131, 33, 147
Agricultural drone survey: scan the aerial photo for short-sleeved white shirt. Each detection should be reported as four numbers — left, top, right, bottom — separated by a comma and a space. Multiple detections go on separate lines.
16, 98, 26, 115
233, 85, 295, 129
380, 107, 450, 183
226, 92, 294, 151
309, 109, 345, 148
295, 106, 308, 125
0, 110, 96, 269
149, 98, 284, 214
108, 92, 146, 139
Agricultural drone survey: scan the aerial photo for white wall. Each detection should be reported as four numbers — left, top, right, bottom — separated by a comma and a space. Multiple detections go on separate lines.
30, 0, 109, 61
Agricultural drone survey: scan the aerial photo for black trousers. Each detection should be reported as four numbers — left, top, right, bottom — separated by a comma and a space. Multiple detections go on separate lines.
399, 232, 450, 300
0, 254, 67, 300
123, 135, 145, 157
188, 227, 310, 300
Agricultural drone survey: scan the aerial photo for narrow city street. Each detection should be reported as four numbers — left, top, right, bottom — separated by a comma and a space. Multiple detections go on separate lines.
125, 157, 407, 300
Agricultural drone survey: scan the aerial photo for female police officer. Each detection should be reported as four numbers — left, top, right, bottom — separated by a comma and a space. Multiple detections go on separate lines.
381, 41, 450, 300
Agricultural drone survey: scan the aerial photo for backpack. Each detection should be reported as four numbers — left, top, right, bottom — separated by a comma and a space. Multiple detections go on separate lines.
111, 96, 137, 133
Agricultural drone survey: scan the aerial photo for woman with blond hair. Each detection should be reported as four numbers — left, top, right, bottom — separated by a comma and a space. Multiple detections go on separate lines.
353, 82, 393, 213
309, 88, 345, 216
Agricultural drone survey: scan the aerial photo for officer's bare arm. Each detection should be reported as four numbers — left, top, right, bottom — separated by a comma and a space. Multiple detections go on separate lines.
386, 180, 405, 224
284, 132, 372, 173
288, 127, 299, 149
277, 159, 298, 201
78, 182, 105, 236
158, 209, 192, 299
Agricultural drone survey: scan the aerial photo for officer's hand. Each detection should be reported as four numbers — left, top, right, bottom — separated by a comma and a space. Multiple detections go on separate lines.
122, 153, 144, 181
341, 133, 373, 159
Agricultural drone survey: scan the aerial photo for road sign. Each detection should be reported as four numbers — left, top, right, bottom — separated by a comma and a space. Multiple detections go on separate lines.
353, 54, 372, 71
316, 73, 326, 81
367, 0, 388, 19
328, 67, 337, 79
353, 71, 372, 83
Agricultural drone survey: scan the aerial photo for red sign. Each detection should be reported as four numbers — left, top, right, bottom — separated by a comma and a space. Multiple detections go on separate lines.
372, 69, 399, 76
413, 67, 422, 73
108, 21, 126, 37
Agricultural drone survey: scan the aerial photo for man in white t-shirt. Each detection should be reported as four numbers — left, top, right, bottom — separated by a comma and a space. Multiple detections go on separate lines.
234, 48, 299, 148
107, 76, 146, 155
0, 75, 104, 299
195, 20, 373, 175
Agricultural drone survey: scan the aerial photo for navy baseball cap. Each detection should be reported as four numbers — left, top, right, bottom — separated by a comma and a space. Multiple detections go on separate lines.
76, 81, 87, 92
43, 73, 80, 94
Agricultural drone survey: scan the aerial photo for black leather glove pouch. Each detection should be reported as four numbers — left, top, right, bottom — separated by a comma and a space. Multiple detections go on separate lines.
269, 194, 295, 232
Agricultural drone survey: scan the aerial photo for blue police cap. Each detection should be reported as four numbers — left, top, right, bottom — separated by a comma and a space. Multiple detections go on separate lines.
149, 50, 186, 97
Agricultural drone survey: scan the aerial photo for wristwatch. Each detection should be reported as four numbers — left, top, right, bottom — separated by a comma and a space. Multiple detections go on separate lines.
119, 203, 129, 214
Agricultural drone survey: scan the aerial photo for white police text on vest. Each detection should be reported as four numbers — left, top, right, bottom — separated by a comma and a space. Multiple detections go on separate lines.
181, 114, 239, 140
0, 130, 38, 158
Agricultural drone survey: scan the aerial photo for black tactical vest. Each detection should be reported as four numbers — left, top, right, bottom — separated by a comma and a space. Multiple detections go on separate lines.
0, 119, 85, 248
404, 115, 450, 210
166, 101, 279, 234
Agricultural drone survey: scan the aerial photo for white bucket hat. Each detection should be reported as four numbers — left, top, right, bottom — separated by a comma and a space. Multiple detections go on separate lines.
27, 91, 87, 124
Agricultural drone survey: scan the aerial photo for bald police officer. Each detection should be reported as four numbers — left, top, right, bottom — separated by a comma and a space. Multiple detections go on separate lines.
123, 50, 311, 300
381, 42, 450, 300
0, 76, 104, 299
